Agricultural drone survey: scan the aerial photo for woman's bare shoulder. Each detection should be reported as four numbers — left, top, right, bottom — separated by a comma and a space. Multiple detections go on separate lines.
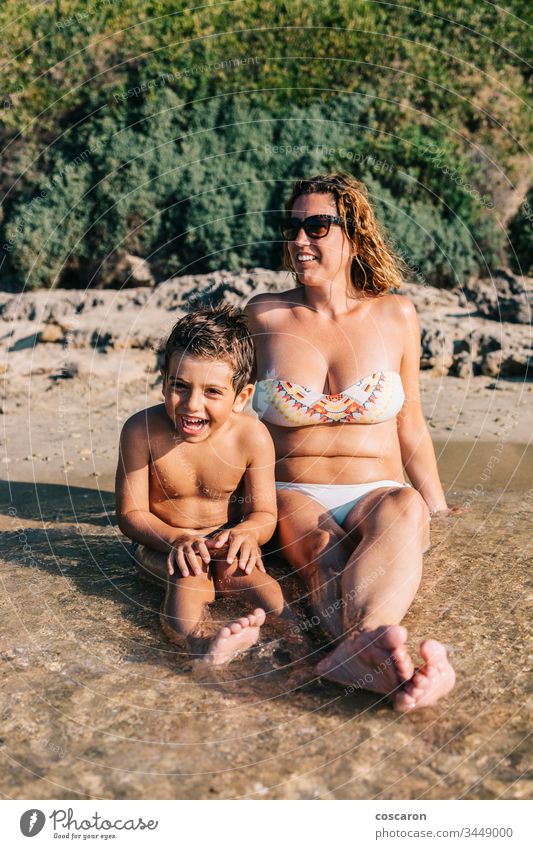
245, 287, 302, 328
376, 292, 418, 322
246, 287, 301, 310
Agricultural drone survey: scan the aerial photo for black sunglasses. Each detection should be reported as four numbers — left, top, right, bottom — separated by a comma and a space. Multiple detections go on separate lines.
280, 214, 352, 241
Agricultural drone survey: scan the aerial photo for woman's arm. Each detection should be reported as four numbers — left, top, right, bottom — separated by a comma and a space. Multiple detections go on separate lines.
396, 298, 448, 514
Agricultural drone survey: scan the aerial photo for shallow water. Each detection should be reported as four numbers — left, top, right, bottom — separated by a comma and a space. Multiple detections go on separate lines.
0, 444, 531, 799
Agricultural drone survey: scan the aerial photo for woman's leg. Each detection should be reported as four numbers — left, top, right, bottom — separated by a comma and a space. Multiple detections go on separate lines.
316, 488, 455, 708
276, 490, 354, 640
340, 486, 430, 632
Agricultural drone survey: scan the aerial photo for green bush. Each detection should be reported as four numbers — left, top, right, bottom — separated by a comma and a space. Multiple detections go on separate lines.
1, 0, 524, 288
1, 90, 502, 289
508, 187, 533, 276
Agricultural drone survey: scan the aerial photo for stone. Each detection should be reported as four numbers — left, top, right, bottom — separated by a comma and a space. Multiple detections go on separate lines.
89, 252, 155, 289
38, 322, 64, 344
420, 328, 454, 372
502, 351, 531, 378
481, 349, 504, 377
463, 269, 532, 325
452, 351, 472, 379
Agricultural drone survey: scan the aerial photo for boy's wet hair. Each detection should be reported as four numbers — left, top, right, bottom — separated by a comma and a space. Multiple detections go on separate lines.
161, 305, 255, 393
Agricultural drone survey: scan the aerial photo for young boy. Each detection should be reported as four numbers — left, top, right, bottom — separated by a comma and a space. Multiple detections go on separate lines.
116, 305, 287, 664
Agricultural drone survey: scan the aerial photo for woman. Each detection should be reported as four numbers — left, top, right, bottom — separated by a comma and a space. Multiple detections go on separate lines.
246, 173, 456, 710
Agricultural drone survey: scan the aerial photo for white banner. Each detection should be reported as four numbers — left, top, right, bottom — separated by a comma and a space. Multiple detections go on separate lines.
2, 799, 531, 848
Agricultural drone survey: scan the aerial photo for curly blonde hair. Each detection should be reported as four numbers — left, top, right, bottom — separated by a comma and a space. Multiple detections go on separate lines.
282, 173, 404, 295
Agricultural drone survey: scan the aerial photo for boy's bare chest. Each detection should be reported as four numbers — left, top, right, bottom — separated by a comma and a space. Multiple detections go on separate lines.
149, 437, 246, 500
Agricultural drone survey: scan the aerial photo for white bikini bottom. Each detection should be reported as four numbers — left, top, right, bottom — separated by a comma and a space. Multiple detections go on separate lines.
275, 480, 408, 526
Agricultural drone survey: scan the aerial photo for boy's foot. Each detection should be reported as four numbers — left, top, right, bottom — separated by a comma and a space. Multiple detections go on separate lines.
205, 608, 266, 665
393, 639, 456, 711
315, 625, 414, 693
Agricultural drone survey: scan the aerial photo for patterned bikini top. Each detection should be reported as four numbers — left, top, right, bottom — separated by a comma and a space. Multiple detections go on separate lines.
253, 371, 404, 427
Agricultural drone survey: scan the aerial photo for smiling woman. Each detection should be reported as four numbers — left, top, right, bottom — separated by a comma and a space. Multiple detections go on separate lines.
246, 172, 456, 710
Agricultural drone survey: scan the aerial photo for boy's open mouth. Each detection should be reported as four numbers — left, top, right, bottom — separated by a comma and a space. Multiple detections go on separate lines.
178, 415, 209, 435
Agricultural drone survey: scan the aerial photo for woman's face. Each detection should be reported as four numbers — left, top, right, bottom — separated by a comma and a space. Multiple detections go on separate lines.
287, 192, 354, 289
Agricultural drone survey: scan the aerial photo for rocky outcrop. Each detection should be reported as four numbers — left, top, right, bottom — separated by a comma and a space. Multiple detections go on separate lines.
462, 268, 532, 325
84, 252, 155, 289
1, 269, 531, 380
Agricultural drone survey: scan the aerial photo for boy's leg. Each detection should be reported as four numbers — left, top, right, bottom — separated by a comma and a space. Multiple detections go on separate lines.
210, 558, 310, 666
133, 544, 215, 645
212, 556, 286, 617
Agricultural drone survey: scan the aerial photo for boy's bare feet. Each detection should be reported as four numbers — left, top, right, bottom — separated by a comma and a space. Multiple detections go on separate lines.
394, 639, 456, 711
316, 625, 414, 692
204, 608, 266, 665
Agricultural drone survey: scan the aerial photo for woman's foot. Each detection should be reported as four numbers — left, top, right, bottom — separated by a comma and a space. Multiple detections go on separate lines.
393, 639, 456, 711
204, 608, 266, 665
316, 625, 414, 693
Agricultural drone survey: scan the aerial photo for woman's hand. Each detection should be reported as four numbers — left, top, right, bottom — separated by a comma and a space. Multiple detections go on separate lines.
430, 505, 469, 518
167, 536, 211, 577
207, 528, 266, 575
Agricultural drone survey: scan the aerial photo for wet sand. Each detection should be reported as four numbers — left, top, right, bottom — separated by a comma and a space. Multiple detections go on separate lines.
1, 437, 531, 800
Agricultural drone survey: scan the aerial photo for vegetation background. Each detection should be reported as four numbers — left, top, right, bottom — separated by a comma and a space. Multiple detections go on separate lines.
0, 0, 531, 291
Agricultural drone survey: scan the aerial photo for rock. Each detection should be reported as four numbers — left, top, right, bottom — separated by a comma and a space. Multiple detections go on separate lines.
38, 322, 64, 343
476, 332, 502, 356
49, 362, 79, 380
481, 349, 504, 377
2, 268, 531, 381
452, 351, 472, 379
464, 269, 532, 324
502, 351, 531, 378
420, 328, 454, 372
89, 252, 155, 289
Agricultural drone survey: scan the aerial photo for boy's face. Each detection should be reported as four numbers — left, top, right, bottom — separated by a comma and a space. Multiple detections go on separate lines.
162, 351, 253, 442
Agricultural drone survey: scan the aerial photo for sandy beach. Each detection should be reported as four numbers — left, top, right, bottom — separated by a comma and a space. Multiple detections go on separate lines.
1, 272, 532, 799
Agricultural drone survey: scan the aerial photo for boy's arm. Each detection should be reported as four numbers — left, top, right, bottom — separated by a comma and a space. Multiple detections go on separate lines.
210, 422, 277, 570
115, 414, 191, 552
238, 420, 278, 543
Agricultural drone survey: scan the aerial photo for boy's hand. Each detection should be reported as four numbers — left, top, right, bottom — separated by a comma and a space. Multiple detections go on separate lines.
167, 537, 211, 577
207, 529, 266, 575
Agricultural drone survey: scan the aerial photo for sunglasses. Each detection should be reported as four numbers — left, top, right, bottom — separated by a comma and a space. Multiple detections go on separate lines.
280, 214, 351, 241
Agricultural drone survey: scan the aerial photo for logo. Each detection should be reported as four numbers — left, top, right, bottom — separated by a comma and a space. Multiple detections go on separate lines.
20, 810, 46, 837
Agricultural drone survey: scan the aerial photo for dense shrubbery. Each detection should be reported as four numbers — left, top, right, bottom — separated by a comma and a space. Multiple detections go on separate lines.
0, 1, 529, 289
508, 188, 533, 276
